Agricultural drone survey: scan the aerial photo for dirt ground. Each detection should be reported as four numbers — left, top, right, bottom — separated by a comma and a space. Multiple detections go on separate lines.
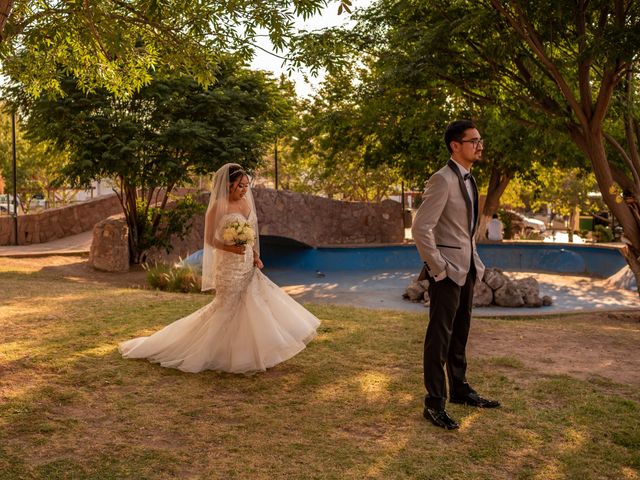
3, 255, 640, 386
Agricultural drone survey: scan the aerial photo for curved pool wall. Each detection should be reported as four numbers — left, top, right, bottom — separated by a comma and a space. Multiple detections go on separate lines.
260, 241, 627, 278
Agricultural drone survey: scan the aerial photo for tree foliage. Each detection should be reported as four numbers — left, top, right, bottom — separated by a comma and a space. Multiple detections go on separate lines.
290, 0, 584, 236
294, 0, 640, 291
379, 0, 640, 288
0, 0, 352, 97
12, 63, 295, 262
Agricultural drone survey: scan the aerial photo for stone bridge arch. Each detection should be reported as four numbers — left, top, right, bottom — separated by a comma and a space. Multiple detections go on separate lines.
90, 187, 405, 268
252, 188, 404, 247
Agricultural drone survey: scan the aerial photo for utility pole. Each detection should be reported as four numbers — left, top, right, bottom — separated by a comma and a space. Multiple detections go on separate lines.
274, 137, 279, 190
11, 110, 18, 245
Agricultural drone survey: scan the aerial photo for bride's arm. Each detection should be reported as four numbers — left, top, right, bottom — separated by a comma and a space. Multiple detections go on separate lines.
205, 203, 245, 255
252, 248, 263, 268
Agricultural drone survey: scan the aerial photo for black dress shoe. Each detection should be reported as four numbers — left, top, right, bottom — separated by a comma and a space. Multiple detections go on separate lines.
423, 407, 459, 430
450, 392, 500, 408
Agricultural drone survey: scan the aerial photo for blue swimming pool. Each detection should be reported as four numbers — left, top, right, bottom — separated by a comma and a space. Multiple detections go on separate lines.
260, 241, 626, 278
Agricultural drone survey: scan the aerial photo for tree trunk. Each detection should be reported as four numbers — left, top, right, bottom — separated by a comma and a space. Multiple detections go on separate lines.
575, 128, 640, 294
475, 165, 513, 242
0, 0, 13, 41
620, 245, 640, 296
117, 180, 143, 265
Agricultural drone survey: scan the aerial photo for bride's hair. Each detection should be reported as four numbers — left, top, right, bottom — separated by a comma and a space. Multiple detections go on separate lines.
228, 165, 246, 182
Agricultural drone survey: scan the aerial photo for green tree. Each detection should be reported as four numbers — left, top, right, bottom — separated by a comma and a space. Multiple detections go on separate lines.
0, 108, 69, 213
297, 0, 640, 292
14, 64, 294, 262
502, 162, 602, 241
374, 0, 640, 290
283, 71, 405, 201
290, 5, 581, 240
0, 0, 351, 97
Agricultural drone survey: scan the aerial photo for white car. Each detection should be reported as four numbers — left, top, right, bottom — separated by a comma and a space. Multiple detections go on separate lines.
505, 210, 546, 234
522, 215, 546, 233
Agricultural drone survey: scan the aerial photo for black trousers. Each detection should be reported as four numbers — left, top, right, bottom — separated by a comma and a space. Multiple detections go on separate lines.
423, 265, 476, 410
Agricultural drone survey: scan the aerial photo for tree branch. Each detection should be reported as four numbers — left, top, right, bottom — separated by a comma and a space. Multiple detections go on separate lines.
490, 0, 589, 127
576, 0, 593, 117
603, 132, 640, 189
0, 0, 14, 40
82, 0, 112, 61
624, 70, 640, 182
591, 63, 625, 129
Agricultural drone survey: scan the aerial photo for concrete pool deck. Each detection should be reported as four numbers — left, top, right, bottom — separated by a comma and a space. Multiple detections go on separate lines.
265, 268, 639, 317
1, 234, 637, 316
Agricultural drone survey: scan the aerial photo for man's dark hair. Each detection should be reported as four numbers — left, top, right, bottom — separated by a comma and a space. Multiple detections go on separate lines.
492, 213, 499, 219
444, 120, 476, 154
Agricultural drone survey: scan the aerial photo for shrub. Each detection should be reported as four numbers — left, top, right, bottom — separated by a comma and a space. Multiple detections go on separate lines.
594, 225, 613, 243
144, 263, 202, 293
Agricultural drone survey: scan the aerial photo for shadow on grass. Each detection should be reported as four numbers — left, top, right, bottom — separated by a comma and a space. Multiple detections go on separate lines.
1, 272, 640, 479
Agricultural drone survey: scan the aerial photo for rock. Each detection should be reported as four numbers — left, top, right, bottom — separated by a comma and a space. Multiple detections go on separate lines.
418, 279, 430, 290
514, 277, 542, 307
473, 281, 493, 307
423, 291, 430, 306
494, 280, 525, 307
513, 277, 538, 295
403, 281, 425, 302
483, 268, 507, 290
542, 295, 553, 306
523, 293, 543, 307
605, 266, 638, 292
88, 216, 130, 272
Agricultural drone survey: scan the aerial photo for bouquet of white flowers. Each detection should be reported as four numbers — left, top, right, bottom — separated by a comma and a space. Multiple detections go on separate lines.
221, 219, 256, 246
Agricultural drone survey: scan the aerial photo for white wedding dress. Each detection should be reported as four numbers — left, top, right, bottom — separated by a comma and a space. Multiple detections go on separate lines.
119, 213, 320, 374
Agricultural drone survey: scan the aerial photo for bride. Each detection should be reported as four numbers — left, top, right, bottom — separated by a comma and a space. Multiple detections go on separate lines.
118, 163, 320, 373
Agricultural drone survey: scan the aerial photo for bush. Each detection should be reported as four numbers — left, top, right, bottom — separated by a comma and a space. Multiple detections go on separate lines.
522, 229, 544, 241
594, 225, 613, 243
498, 210, 513, 239
144, 263, 202, 293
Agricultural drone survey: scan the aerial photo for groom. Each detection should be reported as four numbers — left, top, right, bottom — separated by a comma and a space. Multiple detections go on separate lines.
412, 120, 500, 430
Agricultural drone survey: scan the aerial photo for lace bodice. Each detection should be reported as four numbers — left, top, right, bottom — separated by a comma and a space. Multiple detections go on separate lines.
213, 213, 256, 302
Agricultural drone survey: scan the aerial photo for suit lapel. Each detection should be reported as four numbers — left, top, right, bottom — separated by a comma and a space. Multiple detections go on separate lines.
447, 160, 473, 234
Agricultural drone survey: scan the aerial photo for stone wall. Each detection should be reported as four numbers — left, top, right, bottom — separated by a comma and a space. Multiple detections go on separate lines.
253, 188, 404, 246
0, 194, 121, 246
91, 188, 405, 269
148, 188, 403, 263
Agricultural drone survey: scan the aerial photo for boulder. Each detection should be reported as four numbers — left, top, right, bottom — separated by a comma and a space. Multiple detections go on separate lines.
483, 268, 508, 290
88, 216, 130, 272
523, 292, 543, 307
473, 281, 493, 307
513, 277, 539, 295
494, 280, 525, 307
403, 280, 426, 302
514, 277, 542, 307
542, 295, 553, 306
605, 266, 638, 292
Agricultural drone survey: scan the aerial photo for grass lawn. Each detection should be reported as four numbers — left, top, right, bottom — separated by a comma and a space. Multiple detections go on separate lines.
1, 257, 639, 479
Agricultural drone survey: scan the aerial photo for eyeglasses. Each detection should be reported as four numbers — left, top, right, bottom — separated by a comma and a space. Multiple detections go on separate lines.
458, 138, 484, 148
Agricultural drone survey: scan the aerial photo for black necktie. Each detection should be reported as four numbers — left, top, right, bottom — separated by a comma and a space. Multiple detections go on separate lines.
464, 173, 477, 233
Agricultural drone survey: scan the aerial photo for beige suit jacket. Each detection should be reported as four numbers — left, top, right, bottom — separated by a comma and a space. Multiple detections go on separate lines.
412, 160, 485, 286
